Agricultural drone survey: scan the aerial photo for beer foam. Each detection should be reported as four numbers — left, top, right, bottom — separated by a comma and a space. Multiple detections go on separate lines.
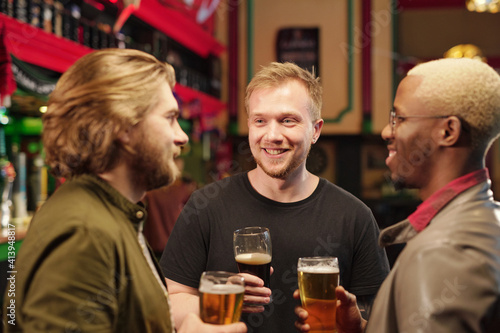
235, 253, 272, 263
199, 284, 245, 295
298, 266, 339, 274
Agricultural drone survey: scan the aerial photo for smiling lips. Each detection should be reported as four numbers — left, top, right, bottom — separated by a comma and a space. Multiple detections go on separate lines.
386, 147, 397, 166
264, 148, 289, 155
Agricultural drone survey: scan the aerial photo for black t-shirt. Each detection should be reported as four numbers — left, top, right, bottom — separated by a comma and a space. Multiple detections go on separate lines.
161, 172, 389, 333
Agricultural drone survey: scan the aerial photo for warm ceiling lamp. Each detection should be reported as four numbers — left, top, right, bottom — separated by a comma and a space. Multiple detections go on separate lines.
443, 44, 487, 62
466, 0, 500, 13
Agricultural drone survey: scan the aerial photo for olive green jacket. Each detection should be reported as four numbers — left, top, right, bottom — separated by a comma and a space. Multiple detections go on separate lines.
3, 175, 174, 332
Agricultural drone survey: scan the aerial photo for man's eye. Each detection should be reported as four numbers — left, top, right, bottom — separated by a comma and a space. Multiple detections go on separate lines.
166, 114, 178, 123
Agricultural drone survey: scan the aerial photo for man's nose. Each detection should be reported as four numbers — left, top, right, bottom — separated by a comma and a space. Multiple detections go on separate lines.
381, 123, 393, 141
175, 123, 189, 146
265, 121, 284, 141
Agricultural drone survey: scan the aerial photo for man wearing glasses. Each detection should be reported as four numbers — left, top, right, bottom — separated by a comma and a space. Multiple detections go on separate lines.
295, 57, 500, 332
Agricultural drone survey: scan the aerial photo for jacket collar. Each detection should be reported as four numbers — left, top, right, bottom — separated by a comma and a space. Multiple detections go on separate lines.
408, 169, 488, 232
76, 174, 147, 231
379, 169, 490, 247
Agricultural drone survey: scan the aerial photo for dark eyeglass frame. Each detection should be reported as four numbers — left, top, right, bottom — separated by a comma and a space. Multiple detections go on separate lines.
389, 109, 450, 135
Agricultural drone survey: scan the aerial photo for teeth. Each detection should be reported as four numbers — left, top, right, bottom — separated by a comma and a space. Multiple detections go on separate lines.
265, 149, 286, 155
389, 151, 396, 157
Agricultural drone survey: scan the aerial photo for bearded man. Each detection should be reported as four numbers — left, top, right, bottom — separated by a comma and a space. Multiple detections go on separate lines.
161, 62, 390, 333
4, 49, 246, 333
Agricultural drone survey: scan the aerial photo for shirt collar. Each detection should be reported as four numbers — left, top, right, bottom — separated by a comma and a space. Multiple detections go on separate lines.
408, 168, 489, 232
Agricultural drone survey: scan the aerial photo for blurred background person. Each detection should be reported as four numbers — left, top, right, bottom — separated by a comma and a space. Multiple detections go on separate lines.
143, 157, 197, 260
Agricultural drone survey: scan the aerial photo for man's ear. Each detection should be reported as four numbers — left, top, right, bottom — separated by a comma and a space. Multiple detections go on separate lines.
312, 118, 324, 143
440, 116, 462, 147
118, 127, 132, 144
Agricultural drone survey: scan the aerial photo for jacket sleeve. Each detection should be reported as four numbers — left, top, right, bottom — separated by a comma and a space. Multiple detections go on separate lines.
18, 226, 118, 332
394, 243, 499, 333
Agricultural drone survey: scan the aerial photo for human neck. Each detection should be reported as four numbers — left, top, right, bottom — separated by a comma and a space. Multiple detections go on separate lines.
419, 150, 484, 201
248, 166, 319, 203
98, 163, 145, 203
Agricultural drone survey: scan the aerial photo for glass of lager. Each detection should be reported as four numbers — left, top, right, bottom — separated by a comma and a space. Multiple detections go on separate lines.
199, 271, 245, 324
297, 257, 339, 333
233, 226, 272, 290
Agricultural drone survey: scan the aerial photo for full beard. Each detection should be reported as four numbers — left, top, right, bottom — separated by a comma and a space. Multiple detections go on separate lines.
141, 160, 179, 191
129, 140, 180, 192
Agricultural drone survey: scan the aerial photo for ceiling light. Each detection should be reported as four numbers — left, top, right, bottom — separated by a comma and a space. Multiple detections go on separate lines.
466, 0, 500, 13
443, 44, 486, 62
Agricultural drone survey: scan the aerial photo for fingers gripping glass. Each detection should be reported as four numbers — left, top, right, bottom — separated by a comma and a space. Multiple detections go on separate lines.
389, 109, 450, 135
233, 226, 272, 306
233, 227, 272, 289
297, 257, 339, 332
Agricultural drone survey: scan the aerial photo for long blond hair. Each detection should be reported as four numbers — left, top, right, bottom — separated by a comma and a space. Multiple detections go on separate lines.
43, 48, 176, 178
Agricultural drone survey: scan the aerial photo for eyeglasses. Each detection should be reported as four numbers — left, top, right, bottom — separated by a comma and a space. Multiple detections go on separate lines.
389, 109, 450, 135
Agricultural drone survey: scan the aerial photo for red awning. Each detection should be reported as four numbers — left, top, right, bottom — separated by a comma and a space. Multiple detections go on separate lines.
0, 19, 16, 106
132, 0, 225, 58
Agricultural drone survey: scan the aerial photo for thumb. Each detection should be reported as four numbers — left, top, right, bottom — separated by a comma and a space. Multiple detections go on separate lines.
336, 286, 356, 305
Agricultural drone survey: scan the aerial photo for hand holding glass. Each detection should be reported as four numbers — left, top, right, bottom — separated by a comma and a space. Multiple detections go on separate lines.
297, 257, 339, 332
233, 226, 272, 289
199, 271, 245, 324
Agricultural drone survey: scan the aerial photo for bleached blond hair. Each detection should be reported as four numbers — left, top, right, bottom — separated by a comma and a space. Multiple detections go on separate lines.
408, 58, 500, 153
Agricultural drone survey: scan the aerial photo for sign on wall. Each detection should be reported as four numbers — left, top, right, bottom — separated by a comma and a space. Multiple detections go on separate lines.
276, 27, 319, 75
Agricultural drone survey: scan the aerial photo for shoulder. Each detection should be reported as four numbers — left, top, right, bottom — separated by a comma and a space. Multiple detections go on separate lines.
391, 241, 500, 330
190, 172, 248, 201
318, 178, 372, 213
320, 179, 365, 202
395, 239, 500, 294
31, 179, 124, 241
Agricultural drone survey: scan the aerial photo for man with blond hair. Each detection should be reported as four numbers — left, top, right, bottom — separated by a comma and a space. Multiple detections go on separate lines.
161, 62, 390, 332
295, 58, 500, 332
3, 49, 246, 333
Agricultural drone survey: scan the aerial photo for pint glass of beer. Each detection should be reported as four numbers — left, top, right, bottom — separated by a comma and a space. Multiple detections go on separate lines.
297, 257, 339, 332
233, 226, 272, 289
199, 271, 245, 324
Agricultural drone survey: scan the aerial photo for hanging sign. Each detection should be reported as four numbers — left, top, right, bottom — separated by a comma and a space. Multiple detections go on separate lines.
11, 56, 56, 96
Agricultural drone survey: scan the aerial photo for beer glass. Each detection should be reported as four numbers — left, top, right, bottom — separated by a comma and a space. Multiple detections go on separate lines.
199, 271, 245, 324
233, 226, 272, 289
297, 257, 339, 333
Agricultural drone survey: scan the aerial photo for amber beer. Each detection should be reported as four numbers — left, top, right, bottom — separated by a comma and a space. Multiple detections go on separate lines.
298, 258, 340, 333
235, 253, 272, 288
199, 272, 245, 325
